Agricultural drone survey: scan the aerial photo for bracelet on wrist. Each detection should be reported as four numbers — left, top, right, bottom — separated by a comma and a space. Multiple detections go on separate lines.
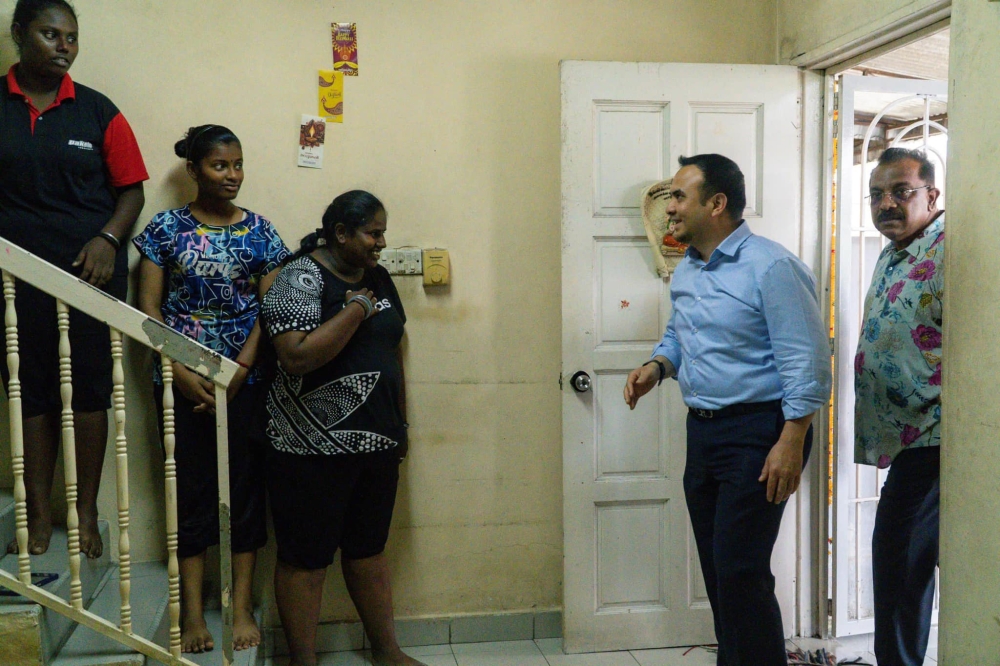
235, 360, 251, 370
643, 359, 668, 386
344, 294, 375, 319
343, 298, 371, 319
97, 231, 121, 251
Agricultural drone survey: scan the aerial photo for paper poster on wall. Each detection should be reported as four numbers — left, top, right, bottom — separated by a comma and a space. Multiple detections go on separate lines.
318, 70, 343, 123
298, 115, 326, 169
331, 23, 358, 76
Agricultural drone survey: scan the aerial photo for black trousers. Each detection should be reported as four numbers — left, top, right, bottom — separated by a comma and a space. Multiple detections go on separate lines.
154, 382, 268, 558
873, 446, 939, 666
0, 275, 128, 417
684, 409, 812, 666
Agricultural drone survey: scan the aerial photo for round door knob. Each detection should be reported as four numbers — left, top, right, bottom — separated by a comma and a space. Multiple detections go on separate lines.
571, 371, 592, 393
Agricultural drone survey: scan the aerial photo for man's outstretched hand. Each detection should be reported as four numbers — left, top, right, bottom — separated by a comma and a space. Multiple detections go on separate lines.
624, 358, 672, 409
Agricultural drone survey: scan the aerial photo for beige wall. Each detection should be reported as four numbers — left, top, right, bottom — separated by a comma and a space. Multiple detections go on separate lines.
777, 0, 945, 64
0, 0, 776, 622
940, 0, 1000, 661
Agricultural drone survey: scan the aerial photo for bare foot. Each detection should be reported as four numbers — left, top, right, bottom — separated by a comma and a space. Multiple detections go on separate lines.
233, 608, 261, 651
78, 512, 103, 559
6, 516, 53, 555
181, 615, 214, 654
370, 649, 428, 666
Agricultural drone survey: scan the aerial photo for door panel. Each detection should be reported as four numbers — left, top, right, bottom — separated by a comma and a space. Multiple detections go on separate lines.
561, 61, 806, 653
594, 105, 670, 217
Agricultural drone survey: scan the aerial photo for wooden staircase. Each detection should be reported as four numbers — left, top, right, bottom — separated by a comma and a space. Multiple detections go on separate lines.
0, 491, 263, 666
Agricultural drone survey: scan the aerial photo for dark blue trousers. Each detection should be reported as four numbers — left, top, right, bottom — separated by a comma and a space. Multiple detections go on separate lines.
684, 410, 812, 666
873, 446, 939, 666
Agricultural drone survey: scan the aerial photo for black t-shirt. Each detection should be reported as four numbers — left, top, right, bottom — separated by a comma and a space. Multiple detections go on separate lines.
260, 256, 406, 455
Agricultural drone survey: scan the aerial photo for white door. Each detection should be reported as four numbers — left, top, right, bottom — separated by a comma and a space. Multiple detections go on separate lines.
561, 61, 810, 653
831, 74, 947, 637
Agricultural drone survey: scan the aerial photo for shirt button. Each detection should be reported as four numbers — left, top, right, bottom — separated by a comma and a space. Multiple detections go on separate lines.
692, 360, 698, 365
692, 391, 698, 397
697, 297, 702, 302
692, 328, 698, 333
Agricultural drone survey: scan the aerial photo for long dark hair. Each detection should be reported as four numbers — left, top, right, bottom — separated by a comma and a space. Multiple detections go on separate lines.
290, 190, 385, 261
173, 124, 241, 165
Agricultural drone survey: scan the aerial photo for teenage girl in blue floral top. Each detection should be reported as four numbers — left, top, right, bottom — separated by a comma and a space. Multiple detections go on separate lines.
134, 125, 289, 654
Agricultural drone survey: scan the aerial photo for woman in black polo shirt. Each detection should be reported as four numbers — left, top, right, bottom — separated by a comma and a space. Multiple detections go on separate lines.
0, 0, 148, 558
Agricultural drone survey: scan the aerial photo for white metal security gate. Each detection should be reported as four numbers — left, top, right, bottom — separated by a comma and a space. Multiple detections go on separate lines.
831, 74, 947, 637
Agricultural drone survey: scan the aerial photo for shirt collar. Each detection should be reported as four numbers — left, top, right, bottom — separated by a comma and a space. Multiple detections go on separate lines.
686, 220, 752, 262
716, 220, 752, 257
898, 212, 945, 259
5, 64, 76, 104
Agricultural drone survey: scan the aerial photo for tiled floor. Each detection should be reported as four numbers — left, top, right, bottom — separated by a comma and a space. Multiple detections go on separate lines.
266, 637, 938, 665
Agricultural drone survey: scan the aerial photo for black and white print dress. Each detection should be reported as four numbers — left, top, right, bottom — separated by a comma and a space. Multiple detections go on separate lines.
260, 256, 406, 455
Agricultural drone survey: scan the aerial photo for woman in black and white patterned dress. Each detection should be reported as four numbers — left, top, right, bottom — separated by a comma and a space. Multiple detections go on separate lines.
260, 190, 425, 666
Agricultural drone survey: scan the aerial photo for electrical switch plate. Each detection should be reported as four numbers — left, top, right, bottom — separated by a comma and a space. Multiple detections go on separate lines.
377, 248, 397, 273
422, 249, 450, 286
397, 248, 422, 274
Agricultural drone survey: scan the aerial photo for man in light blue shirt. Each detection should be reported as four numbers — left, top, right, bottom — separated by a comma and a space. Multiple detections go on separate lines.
624, 154, 831, 666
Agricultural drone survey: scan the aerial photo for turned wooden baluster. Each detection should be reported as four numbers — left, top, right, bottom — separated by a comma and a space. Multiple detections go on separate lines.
161, 356, 182, 658
110, 329, 132, 633
3, 272, 30, 583
56, 299, 83, 609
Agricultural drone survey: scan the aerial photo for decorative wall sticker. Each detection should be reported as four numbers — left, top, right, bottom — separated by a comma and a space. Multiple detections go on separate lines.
318, 70, 344, 123
331, 23, 358, 76
298, 115, 326, 169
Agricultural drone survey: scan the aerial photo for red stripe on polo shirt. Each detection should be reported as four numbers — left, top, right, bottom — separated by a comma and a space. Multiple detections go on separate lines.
103, 113, 149, 188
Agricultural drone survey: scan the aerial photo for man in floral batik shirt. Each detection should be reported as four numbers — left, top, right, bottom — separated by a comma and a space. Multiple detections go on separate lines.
854, 148, 943, 666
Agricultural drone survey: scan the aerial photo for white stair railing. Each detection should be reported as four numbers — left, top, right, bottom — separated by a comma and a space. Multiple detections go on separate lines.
0, 237, 240, 666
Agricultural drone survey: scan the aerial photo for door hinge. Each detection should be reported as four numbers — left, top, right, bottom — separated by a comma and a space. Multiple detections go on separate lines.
829, 337, 835, 355
827, 598, 833, 618
559, 372, 564, 391
832, 94, 839, 139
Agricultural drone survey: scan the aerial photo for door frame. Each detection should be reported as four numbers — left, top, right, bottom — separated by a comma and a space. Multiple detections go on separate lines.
806, 12, 951, 639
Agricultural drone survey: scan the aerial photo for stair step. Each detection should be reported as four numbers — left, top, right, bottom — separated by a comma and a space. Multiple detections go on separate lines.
51, 561, 170, 666
51, 561, 262, 666
0, 520, 112, 662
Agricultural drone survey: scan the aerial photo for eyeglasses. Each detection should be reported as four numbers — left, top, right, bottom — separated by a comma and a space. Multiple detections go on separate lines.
866, 185, 931, 206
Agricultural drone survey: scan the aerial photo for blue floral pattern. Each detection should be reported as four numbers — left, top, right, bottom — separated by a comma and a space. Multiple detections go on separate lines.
133, 206, 290, 383
854, 215, 943, 468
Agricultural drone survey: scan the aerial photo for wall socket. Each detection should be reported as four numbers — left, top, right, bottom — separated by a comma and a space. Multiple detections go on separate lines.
378, 248, 423, 275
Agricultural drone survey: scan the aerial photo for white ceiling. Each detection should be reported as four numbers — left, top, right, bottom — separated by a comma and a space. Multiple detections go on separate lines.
844, 29, 950, 123
845, 29, 950, 81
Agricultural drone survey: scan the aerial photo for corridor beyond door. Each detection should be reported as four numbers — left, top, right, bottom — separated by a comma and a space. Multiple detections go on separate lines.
828, 38, 948, 637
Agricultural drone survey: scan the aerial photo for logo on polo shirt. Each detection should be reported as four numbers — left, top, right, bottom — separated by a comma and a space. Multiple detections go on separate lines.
68, 140, 95, 151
